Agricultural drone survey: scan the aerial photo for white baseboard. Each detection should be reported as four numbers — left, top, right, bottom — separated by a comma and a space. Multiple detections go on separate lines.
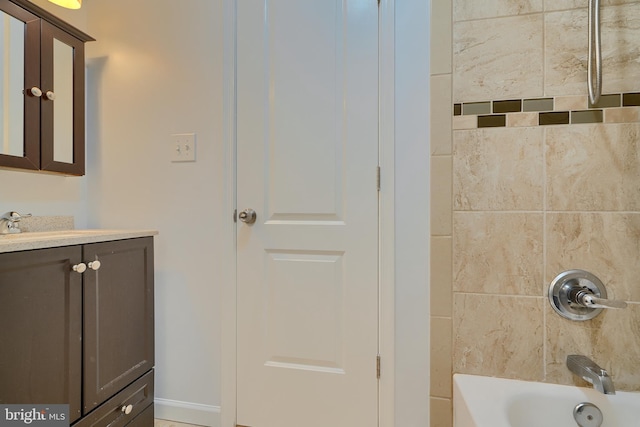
154, 398, 221, 427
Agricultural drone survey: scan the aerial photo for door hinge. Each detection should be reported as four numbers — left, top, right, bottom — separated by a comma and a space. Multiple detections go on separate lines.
376, 354, 381, 379
376, 166, 381, 191
233, 209, 237, 223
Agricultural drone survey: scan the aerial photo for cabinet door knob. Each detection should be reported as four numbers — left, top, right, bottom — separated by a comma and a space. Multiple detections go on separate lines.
29, 87, 42, 97
121, 404, 133, 415
88, 260, 101, 271
72, 263, 87, 273
45, 91, 56, 101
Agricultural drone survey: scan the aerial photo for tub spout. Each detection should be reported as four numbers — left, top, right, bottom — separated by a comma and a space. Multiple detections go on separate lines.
567, 355, 615, 395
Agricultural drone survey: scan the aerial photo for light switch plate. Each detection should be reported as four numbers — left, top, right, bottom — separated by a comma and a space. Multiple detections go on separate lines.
169, 133, 196, 162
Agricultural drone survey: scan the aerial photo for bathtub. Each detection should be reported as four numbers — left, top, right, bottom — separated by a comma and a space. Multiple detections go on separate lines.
453, 374, 640, 427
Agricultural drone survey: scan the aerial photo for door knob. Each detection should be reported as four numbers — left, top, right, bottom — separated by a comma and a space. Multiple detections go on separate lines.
238, 209, 257, 224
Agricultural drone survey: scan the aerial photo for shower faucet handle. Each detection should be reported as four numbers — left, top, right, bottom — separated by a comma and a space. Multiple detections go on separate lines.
549, 269, 627, 321
571, 289, 627, 310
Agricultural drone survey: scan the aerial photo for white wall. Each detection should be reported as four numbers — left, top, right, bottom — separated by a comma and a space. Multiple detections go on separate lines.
394, 1, 431, 425
83, 1, 227, 424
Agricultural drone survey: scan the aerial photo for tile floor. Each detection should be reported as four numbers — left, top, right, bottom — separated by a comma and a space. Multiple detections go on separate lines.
154, 419, 203, 427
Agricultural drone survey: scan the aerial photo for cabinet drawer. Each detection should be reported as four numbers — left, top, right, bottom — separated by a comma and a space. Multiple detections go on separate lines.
126, 404, 154, 427
73, 370, 153, 427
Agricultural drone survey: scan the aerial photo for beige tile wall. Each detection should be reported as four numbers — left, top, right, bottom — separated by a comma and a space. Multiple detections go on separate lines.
431, 1, 640, 426
430, 0, 453, 424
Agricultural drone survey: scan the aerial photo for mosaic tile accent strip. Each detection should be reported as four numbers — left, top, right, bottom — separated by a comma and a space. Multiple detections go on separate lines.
605, 107, 640, 123
455, 92, 640, 129
589, 94, 621, 109
572, 110, 603, 124
623, 93, 640, 107
539, 111, 569, 126
523, 98, 554, 112
463, 102, 491, 115
478, 114, 506, 128
493, 99, 522, 114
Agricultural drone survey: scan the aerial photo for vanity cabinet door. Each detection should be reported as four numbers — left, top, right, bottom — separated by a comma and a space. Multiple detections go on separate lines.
82, 237, 155, 413
0, 246, 83, 423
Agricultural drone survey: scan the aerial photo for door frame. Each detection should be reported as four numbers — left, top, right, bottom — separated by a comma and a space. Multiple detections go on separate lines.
221, 1, 400, 426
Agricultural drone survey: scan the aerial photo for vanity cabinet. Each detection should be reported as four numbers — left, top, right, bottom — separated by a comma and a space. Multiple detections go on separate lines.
0, 0, 94, 175
0, 237, 154, 426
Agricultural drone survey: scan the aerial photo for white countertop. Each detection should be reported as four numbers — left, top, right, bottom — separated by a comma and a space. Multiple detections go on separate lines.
0, 229, 158, 253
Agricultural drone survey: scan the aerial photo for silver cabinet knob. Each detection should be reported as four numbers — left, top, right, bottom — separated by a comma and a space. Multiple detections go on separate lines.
72, 263, 87, 273
29, 87, 42, 97
45, 91, 56, 101
88, 260, 101, 271
238, 209, 257, 224
121, 404, 133, 415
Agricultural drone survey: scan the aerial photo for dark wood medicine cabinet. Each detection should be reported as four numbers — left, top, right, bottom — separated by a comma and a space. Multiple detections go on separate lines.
0, 0, 94, 176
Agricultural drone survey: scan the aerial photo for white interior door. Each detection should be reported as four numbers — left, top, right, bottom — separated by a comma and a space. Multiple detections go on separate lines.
236, 1, 379, 426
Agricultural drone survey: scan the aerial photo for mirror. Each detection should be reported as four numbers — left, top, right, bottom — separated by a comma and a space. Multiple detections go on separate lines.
52, 38, 74, 164
0, 11, 25, 158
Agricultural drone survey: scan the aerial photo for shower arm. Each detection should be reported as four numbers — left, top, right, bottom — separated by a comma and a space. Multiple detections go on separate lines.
588, 0, 602, 105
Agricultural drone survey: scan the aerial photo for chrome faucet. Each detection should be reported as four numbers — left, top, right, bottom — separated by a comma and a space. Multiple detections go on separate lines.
0, 211, 32, 234
567, 355, 615, 394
